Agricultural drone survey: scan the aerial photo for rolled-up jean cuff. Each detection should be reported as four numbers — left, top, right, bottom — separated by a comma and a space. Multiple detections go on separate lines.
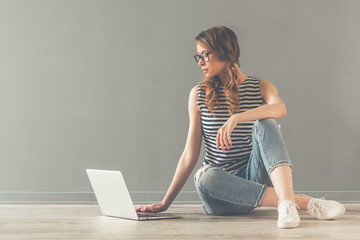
255, 184, 267, 208
267, 162, 293, 176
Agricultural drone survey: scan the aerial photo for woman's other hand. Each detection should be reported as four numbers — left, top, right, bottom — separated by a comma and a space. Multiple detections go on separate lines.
216, 115, 238, 152
135, 201, 168, 213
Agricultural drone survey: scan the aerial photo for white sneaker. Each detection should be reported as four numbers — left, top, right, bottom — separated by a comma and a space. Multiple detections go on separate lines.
301, 195, 346, 220
277, 199, 301, 229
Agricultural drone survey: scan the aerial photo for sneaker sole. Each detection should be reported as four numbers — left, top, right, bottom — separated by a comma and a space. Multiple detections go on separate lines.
277, 220, 300, 229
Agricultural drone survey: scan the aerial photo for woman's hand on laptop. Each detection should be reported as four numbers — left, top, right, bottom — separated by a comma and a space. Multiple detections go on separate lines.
135, 201, 168, 213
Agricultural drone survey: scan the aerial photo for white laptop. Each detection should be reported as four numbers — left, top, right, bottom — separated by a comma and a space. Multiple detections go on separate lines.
86, 169, 181, 221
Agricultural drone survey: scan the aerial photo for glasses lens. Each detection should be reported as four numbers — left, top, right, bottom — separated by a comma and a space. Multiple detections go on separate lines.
203, 53, 209, 62
194, 55, 200, 63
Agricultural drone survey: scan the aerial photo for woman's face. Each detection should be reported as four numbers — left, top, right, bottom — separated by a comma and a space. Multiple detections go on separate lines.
196, 43, 228, 80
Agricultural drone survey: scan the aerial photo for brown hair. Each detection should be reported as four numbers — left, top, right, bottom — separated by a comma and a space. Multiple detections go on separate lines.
195, 26, 243, 118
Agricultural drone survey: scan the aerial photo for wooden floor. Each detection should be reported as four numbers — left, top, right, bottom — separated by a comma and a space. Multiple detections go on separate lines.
0, 204, 359, 240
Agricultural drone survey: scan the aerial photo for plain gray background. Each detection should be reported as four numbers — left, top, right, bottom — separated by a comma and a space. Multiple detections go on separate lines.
0, 0, 359, 203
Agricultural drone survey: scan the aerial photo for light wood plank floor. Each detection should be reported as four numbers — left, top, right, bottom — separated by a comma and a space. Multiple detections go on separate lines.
0, 204, 359, 239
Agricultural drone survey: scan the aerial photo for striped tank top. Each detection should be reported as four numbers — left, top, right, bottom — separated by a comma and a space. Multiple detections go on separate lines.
196, 76, 264, 174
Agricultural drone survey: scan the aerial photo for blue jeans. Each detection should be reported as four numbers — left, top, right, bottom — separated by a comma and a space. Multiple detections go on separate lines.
193, 118, 293, 215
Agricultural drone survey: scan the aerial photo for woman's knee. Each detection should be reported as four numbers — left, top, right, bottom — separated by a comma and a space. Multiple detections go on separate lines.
253, 118, 281, 136
194, 167, 256, 216
194, 165, 222, 190
254, 118, 278, 129
196, 186, 256, 216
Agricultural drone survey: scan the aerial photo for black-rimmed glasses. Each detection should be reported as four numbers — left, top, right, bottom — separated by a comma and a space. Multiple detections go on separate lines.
194, 52, 213, 63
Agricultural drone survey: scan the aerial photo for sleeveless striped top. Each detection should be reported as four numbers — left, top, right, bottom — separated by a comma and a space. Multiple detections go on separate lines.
196, 76, 264, 174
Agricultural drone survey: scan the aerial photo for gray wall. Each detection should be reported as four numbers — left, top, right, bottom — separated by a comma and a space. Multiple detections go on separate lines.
0, 0, 359, 204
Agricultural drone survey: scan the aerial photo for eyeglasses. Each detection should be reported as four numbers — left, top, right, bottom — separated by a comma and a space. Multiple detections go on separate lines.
194, 52, 213, 63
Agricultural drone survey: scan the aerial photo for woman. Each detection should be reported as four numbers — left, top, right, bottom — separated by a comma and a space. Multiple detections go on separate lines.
136, 26, 345, 229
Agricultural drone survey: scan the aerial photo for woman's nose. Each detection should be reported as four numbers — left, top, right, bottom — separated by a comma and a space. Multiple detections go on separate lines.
198, 58, 205, 67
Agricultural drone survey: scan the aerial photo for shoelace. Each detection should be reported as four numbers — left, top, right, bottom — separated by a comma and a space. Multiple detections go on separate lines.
279, 201, 299, 216
308, 197, 327, 218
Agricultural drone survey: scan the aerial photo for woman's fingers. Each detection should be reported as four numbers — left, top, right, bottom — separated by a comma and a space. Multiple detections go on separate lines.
136, 205, 149, 212
217, 129, 226, 151
221, 133, 227, 151
136, 204, 157, 212
223, 132, 230, 150
228, 131, 232, 146
136, 202, 167, 213
217, 130, 222, 151
217, 130, 231, 152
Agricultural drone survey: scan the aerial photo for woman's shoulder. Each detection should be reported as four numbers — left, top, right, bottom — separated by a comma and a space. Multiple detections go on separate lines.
196, 81, 204, 86
194, 81, 205, 91
247, 76, 272, 86
246, 75, 260, 82
248, 75, 272, 83
190, 81, 203, 96
257, 78, 273, 87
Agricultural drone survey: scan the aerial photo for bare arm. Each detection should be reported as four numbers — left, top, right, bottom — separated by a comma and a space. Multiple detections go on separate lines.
233, 79, 287, 123
136, 85, 203, 212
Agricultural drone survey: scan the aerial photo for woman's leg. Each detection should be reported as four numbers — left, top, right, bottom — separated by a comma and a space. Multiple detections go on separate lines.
260, 186, 311, 211
193, 164, 267, 215
245, 118, 310, 210
271, 165, 295, 202
253, 118, 346, 220
193, 117, 310, 215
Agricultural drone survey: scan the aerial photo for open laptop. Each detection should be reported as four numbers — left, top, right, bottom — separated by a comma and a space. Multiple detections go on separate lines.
86, 169, 181, 221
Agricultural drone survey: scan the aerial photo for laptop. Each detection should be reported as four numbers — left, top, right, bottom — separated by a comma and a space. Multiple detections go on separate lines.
86, 169, 181, 221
